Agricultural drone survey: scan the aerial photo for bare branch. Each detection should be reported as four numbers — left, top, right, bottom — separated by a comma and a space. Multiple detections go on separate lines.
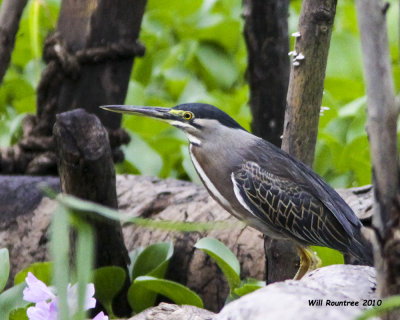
356, 0, 398, 236
281, 0, 337, 167
0, 0, 28, 84
356, 1, 400, 316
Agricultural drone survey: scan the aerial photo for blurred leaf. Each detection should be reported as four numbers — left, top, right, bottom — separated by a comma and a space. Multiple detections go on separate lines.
233, 278, 265, 297
195, 43, 238, 89
122, 130, 163, 176
75, 220, 94, 320
0, 248, 10, 293
50, 206, 70, 320
356, 295, 400, 320
9, 307, 29, 320
93, 266, 126, 316
338, 96, 366, 118
0, 283, 28, 319
311, 246, 344, 266
14, 262, 52, 286
195, 237, 240, 291
132, 276, 203, 308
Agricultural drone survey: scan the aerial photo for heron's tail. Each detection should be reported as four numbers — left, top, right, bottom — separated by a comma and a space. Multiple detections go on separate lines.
346, 229, 373, 266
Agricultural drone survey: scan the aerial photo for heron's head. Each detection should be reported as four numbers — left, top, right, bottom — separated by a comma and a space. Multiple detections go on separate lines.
101, 103, 245, 146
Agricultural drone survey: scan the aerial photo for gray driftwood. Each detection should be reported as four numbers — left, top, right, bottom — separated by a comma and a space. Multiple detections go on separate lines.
0, 175, 373, 312
215, 265, 377, 320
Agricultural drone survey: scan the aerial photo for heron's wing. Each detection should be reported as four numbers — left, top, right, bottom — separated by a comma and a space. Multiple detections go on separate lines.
232, 161, 350, 249
252, 141, 362, 237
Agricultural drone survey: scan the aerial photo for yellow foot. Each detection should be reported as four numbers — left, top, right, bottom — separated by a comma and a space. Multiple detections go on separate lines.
293, 246, 322, 280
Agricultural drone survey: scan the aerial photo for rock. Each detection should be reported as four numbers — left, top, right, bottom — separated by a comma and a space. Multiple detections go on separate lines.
128, 303, 214, 320
215, 264, 377, 320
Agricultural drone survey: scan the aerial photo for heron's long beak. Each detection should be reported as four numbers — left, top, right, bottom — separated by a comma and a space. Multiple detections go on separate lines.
100, 105, 175, 121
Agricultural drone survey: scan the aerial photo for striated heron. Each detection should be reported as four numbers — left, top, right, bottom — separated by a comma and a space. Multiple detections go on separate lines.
101, 103, 373, 279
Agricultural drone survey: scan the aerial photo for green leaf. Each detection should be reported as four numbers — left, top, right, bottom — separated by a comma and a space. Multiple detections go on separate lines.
131, 242, 173, 279
233, 278, 265, 297
0, 248, 10, 292
133, 276, 203, 308
356, 295, 400, 320
122, 130, 163, 176
14, 262, 52, 286
0, 283, 28, 319
75, 220, 94, 320
195, 43, 238, 89
92, 266, 126, 316
50, 205, 70, 320
311, 246, 344, 266
128, 248, 144, 281
128, 242, 174, 313
9, 307, 29, 320
195, 237, 240, 291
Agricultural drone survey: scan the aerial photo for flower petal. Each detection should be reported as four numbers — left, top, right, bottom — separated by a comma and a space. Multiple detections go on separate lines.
23, 272, 55, 303
85, 283, 96, 310
27, 301, 51, 320
93, 311, 109, 320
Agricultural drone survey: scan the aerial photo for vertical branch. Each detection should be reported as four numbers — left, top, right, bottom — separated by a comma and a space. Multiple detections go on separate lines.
356, 2, 400, 319
0, 0, 28, 84
243, 0, 290, 146
264, 0, 337, 282
281, 0, 337, 167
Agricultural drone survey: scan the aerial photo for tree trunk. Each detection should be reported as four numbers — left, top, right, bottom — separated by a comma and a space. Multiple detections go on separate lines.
0, 0, 147, 175
0, 0, 28, 84
271, 0, 337, 281
356, 1, 400, 319
281, 0, 337, 166
53, 109, 131, 316
243, 0, 289, 146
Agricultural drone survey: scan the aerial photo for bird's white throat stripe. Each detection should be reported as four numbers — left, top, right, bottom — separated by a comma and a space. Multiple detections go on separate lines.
189, 145, 230, 208
185, 133, 201, 146
231, 173, 254, 215
169, 120, 192, 129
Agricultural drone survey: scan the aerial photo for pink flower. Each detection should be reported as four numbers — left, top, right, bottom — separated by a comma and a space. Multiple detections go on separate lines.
23, 272, 107, 320
23, 272, 55, 303
93, 311, 109, 320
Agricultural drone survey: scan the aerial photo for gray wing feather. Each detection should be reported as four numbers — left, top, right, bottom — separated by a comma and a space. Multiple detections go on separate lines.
232, 161, 351, 250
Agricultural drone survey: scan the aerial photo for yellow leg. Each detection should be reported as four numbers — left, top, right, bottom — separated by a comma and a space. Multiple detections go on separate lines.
293, 246, 322, 280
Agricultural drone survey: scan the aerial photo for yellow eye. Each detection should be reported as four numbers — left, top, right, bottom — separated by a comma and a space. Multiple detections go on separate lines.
183, 112, 193, 120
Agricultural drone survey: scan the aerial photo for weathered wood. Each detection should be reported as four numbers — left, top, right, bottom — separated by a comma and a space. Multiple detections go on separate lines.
128, 303, 215, 320
216, 265, 376, 320
276, 0, 337, 281
243, 0, 289, 146
0, 0, 28, 84
281, 0, 337, 166
53, 109, 131, 316
0, 174, 374, 312
356, 1, 400, 319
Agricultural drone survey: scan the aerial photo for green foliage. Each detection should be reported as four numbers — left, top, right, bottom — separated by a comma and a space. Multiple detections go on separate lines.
14, 262, 52, 286
195, 237, 240, 291
93, 266, 126, 317
128, 242, 174, 312
356, 295, 400, 320
1, 0, 399, 187
132, 276, 203, 309
0, 283, 29, 320
195, 237, 265, 300
0, 248, 10, 292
